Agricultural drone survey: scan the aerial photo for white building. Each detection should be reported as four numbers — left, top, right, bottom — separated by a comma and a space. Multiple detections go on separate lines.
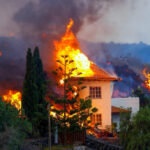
111, 97, 140, 130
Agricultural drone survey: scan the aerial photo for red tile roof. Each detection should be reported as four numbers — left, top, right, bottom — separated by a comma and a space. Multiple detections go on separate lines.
71, 63, 121, 81
112, 106, 131, 113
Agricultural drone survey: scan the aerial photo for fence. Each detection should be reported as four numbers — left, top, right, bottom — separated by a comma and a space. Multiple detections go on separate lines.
86, 135, 123, 150
59, 130, 85, 145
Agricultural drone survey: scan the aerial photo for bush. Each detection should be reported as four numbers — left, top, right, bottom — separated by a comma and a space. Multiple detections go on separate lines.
119, 107, 150, 150
0, 96, 32, 150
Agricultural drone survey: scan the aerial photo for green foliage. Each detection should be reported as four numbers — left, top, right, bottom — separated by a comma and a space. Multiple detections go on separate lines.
50, 55, 98, 134
133, 86, 150, 107
33, 47, 48, 136
0, 96, 32, 150
112, 122, 117, 133
22, 47, 48, 136
119, 107, 150, 150
22, 48, 38, 121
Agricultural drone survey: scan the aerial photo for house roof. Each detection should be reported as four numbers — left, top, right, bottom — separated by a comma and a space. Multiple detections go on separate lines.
112, 106, 131, 113
71, 63, 121, 81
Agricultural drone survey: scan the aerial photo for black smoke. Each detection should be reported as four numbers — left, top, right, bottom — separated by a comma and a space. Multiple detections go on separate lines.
0, 37, 30, 94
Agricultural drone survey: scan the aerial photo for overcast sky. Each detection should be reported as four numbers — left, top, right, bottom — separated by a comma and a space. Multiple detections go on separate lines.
0, 0, 150, 44
78, 0, 150, 44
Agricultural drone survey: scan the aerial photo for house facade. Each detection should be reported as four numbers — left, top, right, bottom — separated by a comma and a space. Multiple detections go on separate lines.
71, 64, 119, 130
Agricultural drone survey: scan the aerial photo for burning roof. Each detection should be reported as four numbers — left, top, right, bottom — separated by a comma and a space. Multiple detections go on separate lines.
54, 19, 119, 82
71, 63, 120, 81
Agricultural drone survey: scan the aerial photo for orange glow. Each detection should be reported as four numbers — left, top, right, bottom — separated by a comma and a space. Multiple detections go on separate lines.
74, 92, 77, 96
54, 19, 94, 79
50, 111, 56, 117
143, 68, 150, 90
2, 90, 22, 110
0, 51, 2, 56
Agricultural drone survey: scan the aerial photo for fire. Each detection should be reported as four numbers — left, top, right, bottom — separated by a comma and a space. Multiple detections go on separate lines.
54, 19, 94, 80
143, 68, 150, 90
2, 90, 22, 111
60, 79, 64, 85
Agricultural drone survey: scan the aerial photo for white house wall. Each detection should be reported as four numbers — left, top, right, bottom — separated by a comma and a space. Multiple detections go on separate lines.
111, 97, 140, 114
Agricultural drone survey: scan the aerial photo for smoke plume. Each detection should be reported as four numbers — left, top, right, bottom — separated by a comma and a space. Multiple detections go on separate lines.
1, 0, 118, 94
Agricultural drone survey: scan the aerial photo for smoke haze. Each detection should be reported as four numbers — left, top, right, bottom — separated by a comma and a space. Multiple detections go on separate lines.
0, 0, 149, 96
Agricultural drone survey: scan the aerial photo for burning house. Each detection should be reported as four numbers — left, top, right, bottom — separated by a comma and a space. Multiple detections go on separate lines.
1, 18, 123, 131
53, 19, 120, 130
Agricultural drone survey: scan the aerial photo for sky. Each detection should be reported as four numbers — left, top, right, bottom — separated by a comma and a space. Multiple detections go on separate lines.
0, 0, 150, 44
78, 0, 150, 44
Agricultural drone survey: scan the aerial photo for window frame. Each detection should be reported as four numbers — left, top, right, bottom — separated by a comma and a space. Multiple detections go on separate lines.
89, 86, 102, 99
91, 114, 102, 125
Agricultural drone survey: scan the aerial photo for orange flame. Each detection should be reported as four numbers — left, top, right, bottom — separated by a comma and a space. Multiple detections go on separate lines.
2, 90, 22, 110
54, 19, 94, 81
143, 68, 150, 90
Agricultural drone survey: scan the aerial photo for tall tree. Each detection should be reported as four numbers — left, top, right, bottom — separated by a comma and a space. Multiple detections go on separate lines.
22, 48, 38, 121
22, 47, 48, 136
33, 47, 46, 107
50, 55, 98, 144
33, 47, 48, 135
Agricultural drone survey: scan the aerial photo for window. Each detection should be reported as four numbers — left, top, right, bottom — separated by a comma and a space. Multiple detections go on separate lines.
91, 114, 102, 125
91, 115, 95, 124
96, 114, 102, 125
90, 87, 101, 98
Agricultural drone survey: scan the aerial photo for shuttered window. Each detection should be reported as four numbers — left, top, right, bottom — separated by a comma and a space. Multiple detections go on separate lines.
91, 114, 102, 125
90, 87, 101, 98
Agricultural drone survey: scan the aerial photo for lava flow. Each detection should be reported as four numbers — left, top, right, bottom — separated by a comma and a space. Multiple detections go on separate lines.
2, 90, 22, 110
54, 19, 94, 80
143, 68, 150, 90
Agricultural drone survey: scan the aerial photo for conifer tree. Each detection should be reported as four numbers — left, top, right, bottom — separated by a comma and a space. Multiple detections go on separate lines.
22, 48, 38, 121
50, 55, 98, 143
33, 47, 46, 105
22, 47, 48, 136
33, 47, 48, 135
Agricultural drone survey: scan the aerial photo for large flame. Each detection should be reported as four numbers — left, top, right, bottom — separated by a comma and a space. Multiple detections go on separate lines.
2, 90, 22, 111
143, 68, 150, 90
54, 19, 94, 78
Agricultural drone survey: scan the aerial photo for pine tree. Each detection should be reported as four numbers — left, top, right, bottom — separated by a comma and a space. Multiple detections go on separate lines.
50, 55, 98, 143
22, 48, 38, 121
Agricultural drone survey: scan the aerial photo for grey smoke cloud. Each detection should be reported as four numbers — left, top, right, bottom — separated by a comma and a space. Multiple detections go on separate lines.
12, 0, 120, 70
13, 0, 109, 42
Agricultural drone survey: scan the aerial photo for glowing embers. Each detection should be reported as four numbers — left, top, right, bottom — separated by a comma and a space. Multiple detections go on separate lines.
143, 68, 150, 90
2, 90, 22, 110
